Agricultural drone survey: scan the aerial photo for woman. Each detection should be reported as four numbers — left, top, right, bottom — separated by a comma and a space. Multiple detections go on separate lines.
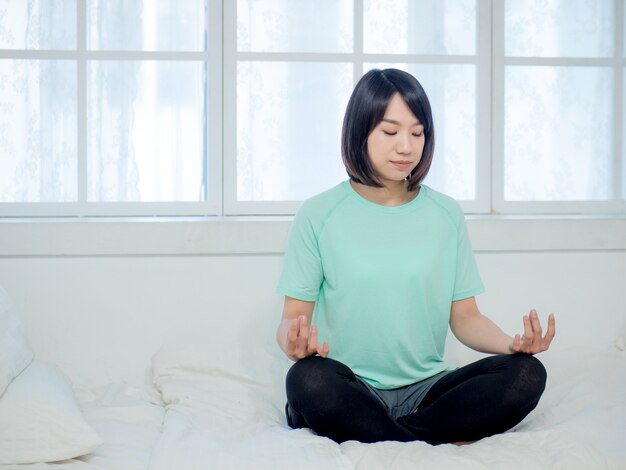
275, 68, 555, 445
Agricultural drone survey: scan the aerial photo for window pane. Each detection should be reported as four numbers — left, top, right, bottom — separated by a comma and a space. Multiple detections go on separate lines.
505, 66, 612, 201
364, 0, 476, 55
0, 60, 77, 202
87, 0, 207, 51
237, 0, 352, 53
364, 64, 477, 201
87, 61, 206, 202
237, 62, 352, 201
0, 0, 76, 49
505, 0, 614, 58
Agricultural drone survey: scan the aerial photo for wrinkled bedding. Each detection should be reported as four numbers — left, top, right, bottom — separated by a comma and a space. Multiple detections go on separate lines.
3, 345, 623, 470
149, 343, 626, 470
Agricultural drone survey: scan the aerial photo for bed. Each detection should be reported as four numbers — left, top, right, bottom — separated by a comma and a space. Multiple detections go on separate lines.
1, 286, 625, 470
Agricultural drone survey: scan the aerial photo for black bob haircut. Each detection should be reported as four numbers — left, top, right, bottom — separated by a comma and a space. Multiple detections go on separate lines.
341, 68, 435, 192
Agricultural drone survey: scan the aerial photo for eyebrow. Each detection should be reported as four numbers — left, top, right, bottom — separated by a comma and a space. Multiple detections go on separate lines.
381, 118, 423, 127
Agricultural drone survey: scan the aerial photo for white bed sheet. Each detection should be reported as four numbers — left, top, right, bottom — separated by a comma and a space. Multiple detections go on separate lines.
0, 384, 164, 470
341, 348, 626, 469
150, 345, 626, 470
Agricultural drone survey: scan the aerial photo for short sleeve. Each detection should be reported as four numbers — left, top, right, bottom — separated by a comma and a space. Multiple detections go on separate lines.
452, 214, 485, 301
277, 207, 324, 302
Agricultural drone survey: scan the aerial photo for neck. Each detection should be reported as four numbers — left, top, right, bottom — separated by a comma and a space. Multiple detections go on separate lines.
350, 180, 419, 207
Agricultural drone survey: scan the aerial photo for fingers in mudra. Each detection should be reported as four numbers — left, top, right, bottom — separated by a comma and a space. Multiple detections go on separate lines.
513, 310, 556, 354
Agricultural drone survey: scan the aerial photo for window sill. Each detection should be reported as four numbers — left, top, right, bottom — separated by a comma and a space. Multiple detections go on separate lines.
0, 215, 625, 256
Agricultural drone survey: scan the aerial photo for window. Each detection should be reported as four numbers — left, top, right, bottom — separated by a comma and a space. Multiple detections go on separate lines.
227, 0, 488, 214
0, 0, 220, 216
0, 0, 624, 216
494, 0, 621, 213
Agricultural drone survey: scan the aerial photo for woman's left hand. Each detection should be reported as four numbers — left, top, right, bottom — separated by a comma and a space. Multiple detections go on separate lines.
509, 309, 556, 354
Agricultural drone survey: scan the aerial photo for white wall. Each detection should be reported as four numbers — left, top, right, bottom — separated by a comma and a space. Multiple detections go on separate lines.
0, 254, 285, 387
0, 217, 625, 387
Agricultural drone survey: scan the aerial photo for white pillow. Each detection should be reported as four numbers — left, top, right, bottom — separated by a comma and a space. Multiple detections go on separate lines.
152, 340, 291, 437
0, 360, 103, 464
0, 286, 34, 396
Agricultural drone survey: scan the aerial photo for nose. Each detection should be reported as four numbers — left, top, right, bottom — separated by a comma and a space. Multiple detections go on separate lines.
396, 132, 412, 155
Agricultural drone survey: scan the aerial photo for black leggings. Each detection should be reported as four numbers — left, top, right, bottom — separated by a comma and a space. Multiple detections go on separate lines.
285, 353, 547, 445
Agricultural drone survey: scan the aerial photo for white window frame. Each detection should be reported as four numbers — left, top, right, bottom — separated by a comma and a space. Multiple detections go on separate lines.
223, 0, 492, 215
0, 0, 223, 217
491, 0, 626, 215
0, 0, 624, 217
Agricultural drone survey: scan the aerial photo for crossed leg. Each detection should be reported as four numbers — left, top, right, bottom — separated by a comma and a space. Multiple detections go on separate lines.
285, 353, 546, 444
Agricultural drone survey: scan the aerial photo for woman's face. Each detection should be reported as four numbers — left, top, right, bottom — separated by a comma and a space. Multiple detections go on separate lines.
366, 93, 425, 187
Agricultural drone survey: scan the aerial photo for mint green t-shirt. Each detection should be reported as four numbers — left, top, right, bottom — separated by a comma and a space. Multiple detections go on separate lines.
277, 181, 485, 389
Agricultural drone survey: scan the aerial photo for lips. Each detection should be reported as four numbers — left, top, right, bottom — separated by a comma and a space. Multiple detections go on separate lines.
391, 161, 412, 169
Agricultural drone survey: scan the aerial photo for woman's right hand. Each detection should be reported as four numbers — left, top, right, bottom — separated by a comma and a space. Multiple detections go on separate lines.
283, 315, 330, 361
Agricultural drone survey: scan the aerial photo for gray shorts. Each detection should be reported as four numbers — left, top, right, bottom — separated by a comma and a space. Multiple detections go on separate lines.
356, 370, 452, 421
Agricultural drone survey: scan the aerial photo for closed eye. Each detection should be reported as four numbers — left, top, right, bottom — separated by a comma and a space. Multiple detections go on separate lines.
383, 131, 397, 136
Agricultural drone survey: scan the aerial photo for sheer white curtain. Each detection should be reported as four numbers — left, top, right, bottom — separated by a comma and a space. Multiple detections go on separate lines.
0, 0, 207, 204
0, 0, 76, 202
86, 2, 141, 202
236, 0, 352, 202
503, 0, 614, 202
86, 0, 206, 202
362, 0, 478, 201
235, 0, 478, 203
0, 0, 622, 212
